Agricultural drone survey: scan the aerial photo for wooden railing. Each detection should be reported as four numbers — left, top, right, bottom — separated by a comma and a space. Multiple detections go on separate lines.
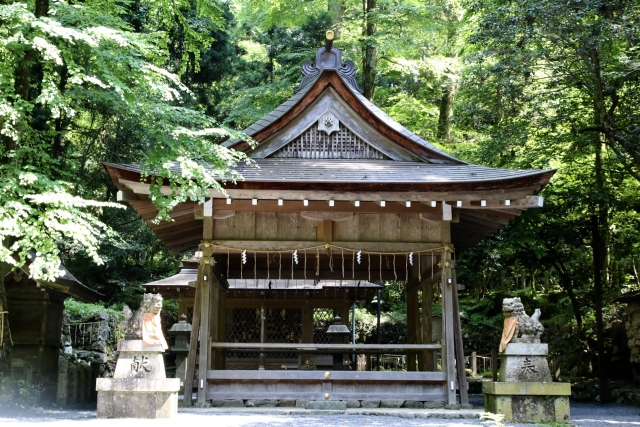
211, 342, 442, 354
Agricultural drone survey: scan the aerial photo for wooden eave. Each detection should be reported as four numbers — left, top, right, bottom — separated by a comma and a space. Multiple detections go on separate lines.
104, 162, 554, 195
4, 265, 103, 303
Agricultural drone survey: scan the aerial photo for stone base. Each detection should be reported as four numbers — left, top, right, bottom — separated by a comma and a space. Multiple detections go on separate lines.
96, 378, 180, 418
499, 343, 552, 382
483, 382, 571, 423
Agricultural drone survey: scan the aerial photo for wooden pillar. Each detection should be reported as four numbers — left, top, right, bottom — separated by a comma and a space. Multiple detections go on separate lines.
339, 304, 351, 368
406, 291, 418, 371
301, 302, 313, 365
196, 215, 214, 405
197, 247, 212, 404
441, 248, 456, 405
451, 263, 469, 405
471, 351, 477, 377
182, 264, 203, 407
421, 280, 434, 371
215, 287, 226, 369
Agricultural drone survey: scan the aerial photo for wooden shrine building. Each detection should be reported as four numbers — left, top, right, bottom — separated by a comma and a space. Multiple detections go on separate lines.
104, 34, 554, 406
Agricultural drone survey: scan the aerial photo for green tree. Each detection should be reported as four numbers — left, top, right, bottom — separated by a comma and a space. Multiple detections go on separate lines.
460, 0, 640, 399
0, 0, 250, 360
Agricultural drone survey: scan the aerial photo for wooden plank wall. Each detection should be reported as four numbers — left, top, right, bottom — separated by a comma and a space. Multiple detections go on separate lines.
214, 212, 316, 241
213, 212, 446, 243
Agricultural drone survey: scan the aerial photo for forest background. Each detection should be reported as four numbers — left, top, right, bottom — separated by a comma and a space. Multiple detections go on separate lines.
1, 0, 639, 404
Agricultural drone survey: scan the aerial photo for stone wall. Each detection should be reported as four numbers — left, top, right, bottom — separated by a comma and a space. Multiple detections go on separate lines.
56, 311, 120, 406
625, 302, 640, 365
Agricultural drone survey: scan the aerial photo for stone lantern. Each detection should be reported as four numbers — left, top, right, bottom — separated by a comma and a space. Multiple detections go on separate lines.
168, 314, 191, 392
325, 315, 351, 370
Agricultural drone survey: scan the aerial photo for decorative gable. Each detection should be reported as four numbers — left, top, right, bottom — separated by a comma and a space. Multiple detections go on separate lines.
268, 115, 389, 160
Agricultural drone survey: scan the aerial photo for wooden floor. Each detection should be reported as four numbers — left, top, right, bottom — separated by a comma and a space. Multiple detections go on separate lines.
206, 370, 447, 401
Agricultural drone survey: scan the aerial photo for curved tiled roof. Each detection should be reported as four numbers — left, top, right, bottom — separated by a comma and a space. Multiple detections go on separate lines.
106, 159, 552, 185
223, 62, 461, 164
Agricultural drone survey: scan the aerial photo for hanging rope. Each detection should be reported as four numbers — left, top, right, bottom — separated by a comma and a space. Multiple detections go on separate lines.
206, 243, 453, 287
393, 254, 397, 281
431, 251, 434, 280
208, 242, 450, 256
405, 254, 409, 283
328, 245, 334, 272
266, 251, 270, 280
352, 250, 355, 279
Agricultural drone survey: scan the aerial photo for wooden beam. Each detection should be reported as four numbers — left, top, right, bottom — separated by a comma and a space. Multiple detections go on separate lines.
460, 210, 511, 225
152, 222, 204, 239
455, 195, 542, 209
208, 241, 447, 253
226, 269, 405, 281
301, 212, 353, 222
146, 215, 197, 232
459, 212, 509, 229
217, 199, 442, 215
210, 343, 442, 351
116, 189, 138, 202
453, 220, 501, 236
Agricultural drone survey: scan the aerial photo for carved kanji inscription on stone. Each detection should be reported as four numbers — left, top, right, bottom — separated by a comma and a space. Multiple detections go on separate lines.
131, 355, 151, 373
521, 357, 538, 374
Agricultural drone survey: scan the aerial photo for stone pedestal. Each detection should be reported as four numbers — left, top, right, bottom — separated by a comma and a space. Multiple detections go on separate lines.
499, 343, 551, 382
483, 343, 571, 423
96, 378, 180, 418
96, 340, 179, 418
483, 382, 571, 423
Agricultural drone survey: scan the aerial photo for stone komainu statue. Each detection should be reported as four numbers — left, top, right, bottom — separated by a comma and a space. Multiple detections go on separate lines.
120, 293, 168, 349
499, 297, 544, 352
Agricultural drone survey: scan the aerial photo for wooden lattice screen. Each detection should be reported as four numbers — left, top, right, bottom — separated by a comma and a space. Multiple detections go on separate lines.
271, 122, 389, 160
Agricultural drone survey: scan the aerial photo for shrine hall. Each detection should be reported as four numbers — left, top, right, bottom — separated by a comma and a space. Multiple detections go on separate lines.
104, 34, 554, 407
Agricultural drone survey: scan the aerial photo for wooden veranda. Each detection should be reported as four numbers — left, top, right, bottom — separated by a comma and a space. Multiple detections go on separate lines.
105, 34, 554, 406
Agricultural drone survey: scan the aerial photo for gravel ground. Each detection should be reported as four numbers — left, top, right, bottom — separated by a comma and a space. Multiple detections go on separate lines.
0, 398, 638, 427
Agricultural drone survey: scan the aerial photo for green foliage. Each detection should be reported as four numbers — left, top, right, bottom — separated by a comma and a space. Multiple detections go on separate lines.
63, 298, 123, 323
0, 0, 251, 286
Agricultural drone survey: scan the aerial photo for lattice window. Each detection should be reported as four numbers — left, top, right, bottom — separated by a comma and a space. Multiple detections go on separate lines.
185, 306, 194, 324
313, 308, 336, 344
226, 308, 302, 359
271, 122, 389, 160
226, 308, 261, 359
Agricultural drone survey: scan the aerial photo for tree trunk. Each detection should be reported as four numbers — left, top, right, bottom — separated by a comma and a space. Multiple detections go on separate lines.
437, 83, 455, 140
328, 0, 343, 37
591, 141, 610, 402
590, 47, 611, 402
362, 0, 377, 101
4, 0, 49, 161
